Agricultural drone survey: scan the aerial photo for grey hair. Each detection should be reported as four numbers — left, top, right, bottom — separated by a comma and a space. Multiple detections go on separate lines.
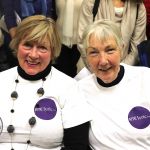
82, 19, 124, 56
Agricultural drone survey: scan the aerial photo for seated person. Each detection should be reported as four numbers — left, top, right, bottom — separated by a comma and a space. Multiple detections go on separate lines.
0, 15, 91, 150
76, 19, 150, 150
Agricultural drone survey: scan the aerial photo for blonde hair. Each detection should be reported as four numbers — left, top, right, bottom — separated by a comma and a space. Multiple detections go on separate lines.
10, 15, 61, 62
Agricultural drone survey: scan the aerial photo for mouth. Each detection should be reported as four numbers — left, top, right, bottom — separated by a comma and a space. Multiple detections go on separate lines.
26, 60, 40, 66
98, 66, 111, 72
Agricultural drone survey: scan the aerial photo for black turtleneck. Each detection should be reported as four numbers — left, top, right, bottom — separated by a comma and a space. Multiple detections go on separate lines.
17, 63, 51, 81
97, 65, 125, 87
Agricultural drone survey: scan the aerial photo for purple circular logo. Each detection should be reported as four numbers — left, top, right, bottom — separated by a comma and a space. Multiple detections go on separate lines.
34, 98, 57, 120
128, 106, 150, 129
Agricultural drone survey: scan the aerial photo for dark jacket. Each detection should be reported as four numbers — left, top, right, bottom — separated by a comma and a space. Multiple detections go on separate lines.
2, 0, 57, 30
138, 40, 150, 67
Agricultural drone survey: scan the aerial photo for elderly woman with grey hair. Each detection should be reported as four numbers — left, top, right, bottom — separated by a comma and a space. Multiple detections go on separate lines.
76, 19, 150, 150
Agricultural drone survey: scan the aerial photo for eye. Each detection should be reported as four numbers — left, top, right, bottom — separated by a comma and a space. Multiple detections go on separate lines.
37, 45, 48, 53
106, 48, 116, 54
23, 42, 32, 49
87, 48, 99, 57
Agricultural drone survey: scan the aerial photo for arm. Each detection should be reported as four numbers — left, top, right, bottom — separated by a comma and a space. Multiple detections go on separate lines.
61, 122, 90, 150
122, 2, 147, 65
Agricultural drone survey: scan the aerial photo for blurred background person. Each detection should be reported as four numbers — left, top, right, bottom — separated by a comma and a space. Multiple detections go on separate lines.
78, 0, 146, 68
54, 0, 85, 77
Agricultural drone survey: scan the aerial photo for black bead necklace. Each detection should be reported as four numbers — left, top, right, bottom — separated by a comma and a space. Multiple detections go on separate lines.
7, 75, 46, 150
7, 117, 36, 150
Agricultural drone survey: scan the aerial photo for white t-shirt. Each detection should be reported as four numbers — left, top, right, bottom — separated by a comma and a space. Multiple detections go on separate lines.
0, 66, 91, 150
78, 64, 150, 150
74, 67, 91, 81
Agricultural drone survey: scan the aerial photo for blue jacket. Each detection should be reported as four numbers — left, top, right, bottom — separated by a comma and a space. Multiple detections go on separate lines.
2, 0, 57, 30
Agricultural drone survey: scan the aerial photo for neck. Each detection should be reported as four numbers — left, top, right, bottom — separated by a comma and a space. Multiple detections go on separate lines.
97, 65, 124, 87
17, 63, 52, 81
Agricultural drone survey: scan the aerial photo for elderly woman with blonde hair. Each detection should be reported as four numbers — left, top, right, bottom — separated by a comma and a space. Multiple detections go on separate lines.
0, 15, 91, 150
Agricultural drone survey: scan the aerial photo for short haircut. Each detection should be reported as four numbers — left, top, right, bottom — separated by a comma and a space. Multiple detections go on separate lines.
10, 15, 61, 62
82, 19, 123, 56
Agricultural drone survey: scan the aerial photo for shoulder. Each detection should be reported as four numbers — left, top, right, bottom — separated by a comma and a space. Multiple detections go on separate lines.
0, 67, 17, 82
74, 67, 91, 81
77, 73, 96, 89
50, 66, 77, 85
122, 63, 150, 80
0, 66, 17, 76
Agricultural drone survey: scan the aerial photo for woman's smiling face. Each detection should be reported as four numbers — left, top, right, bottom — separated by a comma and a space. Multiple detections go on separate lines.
17, 39, 52, 75
86, 35, 121, 83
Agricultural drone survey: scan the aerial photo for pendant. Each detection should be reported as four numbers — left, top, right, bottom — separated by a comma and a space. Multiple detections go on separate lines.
37, 87, 44, 96
7, 125, 15, 133
11, 91, 18, 100
29, 117, 36, 126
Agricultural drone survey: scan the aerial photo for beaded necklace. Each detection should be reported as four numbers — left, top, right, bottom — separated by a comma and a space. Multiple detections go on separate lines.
7, 64, 51, 150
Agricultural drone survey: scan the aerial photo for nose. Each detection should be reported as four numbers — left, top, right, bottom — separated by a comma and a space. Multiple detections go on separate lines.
98, 53, 108, 66
28, 46, 39, 59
